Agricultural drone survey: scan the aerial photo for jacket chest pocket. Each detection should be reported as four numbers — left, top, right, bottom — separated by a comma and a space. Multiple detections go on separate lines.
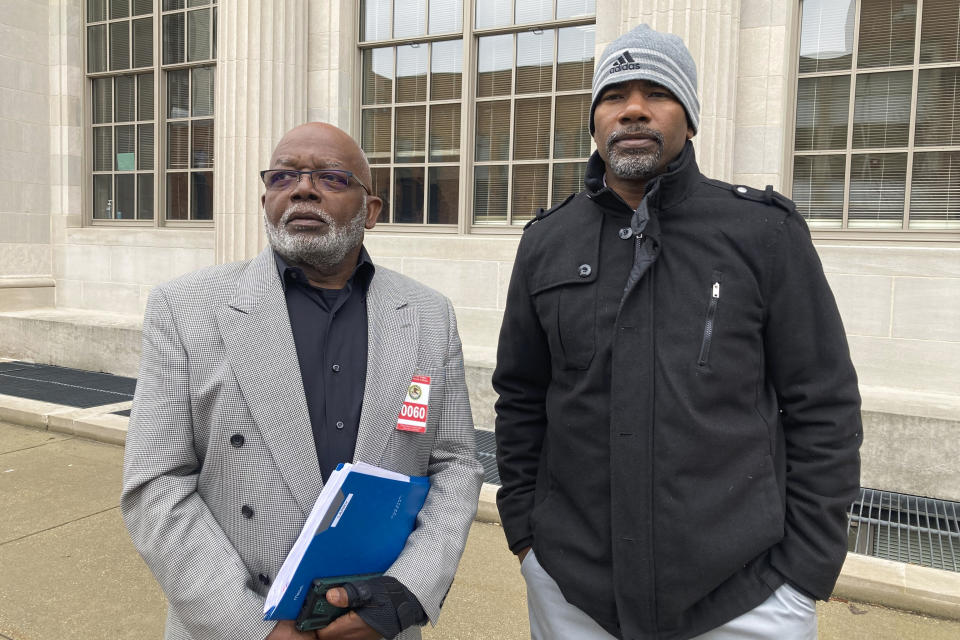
697, 270, 723, 367
533, 282, 597, 370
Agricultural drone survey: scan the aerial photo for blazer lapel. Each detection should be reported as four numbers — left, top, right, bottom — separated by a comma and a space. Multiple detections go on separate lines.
355, 269, 419, 466
215, 248, 322, 516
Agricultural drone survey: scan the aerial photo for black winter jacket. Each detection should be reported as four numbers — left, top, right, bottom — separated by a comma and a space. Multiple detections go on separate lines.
494, 143, 862, 640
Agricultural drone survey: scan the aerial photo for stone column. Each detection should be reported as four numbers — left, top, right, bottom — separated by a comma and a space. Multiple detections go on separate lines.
214, 0, 309, 264
597, 0, 741, 182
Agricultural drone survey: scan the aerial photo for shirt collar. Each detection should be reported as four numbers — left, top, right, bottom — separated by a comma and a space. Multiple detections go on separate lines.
273, 246, 375, 293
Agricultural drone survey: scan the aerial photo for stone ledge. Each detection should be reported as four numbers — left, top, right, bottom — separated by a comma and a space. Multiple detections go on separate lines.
1, 392, 958, 621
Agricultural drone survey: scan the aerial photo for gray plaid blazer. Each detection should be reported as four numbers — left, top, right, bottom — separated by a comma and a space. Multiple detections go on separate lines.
121, 247, 482, 640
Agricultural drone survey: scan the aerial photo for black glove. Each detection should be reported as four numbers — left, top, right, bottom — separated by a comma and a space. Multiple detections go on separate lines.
339, 576, 427, 639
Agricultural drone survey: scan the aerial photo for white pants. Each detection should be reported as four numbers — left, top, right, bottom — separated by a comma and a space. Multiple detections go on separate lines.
521, 550, 818, 640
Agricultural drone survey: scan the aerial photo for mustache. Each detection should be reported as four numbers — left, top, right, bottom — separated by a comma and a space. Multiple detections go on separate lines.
607, 126, 664, 147
279, 203, 334, 225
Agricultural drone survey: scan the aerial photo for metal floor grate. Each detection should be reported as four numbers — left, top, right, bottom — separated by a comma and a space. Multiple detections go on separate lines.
847, 487, 960, 573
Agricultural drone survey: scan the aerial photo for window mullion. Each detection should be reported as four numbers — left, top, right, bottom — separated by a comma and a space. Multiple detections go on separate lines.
903, 0, 927, 230
459, 14, 475, 234
842, 0, 865, 229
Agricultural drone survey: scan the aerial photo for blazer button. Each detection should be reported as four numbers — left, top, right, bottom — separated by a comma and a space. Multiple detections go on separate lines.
336, 421, 344, 430
242, 505, 254, 519
230, 434, 245, 448
578, 264, 592, 278
258, 573, 271, 586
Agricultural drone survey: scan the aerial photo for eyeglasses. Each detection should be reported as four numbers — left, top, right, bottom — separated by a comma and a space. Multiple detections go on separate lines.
260, 169, 372, 195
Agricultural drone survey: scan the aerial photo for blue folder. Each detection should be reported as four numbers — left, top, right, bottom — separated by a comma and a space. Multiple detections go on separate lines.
263, 463, 430, 621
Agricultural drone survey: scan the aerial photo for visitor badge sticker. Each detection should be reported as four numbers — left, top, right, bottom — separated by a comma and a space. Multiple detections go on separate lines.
397, 375, 431, 433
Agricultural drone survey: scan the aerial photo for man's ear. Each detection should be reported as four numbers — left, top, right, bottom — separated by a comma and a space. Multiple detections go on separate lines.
365, 196, 383, 229
686, 126, 694, 141
260, 193, 265, 208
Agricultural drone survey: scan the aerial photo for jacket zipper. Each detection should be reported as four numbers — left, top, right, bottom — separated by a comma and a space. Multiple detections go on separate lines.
697, 275, 721, 366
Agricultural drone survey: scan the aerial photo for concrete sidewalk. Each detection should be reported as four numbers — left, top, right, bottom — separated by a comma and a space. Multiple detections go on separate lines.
1, 420, 959, 639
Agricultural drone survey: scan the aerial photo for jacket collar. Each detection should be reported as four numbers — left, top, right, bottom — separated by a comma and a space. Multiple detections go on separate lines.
584, 140, 700, 213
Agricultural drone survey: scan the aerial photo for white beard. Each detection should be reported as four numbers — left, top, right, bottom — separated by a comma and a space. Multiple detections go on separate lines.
264, 198, 367, 274
605, 128, 664, 180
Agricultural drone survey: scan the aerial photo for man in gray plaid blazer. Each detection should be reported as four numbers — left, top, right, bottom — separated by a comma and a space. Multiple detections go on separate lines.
121, 123, 482, 640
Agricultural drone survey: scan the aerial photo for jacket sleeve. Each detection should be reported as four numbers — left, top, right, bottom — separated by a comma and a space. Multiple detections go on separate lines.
763, 213, 863, 600
120, 288, 277, 640
385, 297, 483, 625
493, 240, 553, 554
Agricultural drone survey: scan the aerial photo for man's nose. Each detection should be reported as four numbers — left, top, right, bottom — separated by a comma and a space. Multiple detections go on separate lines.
290, 173, 321, 200
619, 94, 651, 122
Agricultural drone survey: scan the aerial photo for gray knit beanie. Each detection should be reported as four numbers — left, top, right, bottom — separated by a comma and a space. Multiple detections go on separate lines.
590, 24, 700, 135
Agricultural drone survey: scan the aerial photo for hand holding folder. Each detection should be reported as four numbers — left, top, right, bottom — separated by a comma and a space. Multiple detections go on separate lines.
263, 462, 430, 622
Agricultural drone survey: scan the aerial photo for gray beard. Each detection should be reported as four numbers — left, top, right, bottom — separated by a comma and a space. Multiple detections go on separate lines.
605, 128, 664, 180
264, 198, 367, 275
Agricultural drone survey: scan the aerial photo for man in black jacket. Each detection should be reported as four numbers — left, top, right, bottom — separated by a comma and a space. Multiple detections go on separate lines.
494, 24, 862, 640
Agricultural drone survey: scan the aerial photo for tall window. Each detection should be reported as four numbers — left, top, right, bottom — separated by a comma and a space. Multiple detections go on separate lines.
86, 0, 217, 224
793, 0, 960, 231
359, 0, 596, 228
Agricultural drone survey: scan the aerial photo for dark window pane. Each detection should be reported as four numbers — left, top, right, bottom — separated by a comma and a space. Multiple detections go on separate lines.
115, 75, 136, 122
396, 45, 428, 103
362, 48, 393, 105
794, 75, 850, 151
115, 174, 135, 219
428, 166, 459, 224
848, 153, 907, 228
516, 0, 551, 23
167, 121, 189, 169
395, 105, 426, 163
394, 0, 425, 38
163, 0, 185, 9
920, 0, 960, 64
552, 162, 586, 204
429, 0, 461, 34
163, 13, 185, 65
857, 0, 916, 69
88, 25, 107, 73
557, 0, 596, 19
361, 108, 392, 165
557, 26, 594, 92
915, 68, 960, 146
798, 0, 855, 72
138, 174, 154, 219
475, 100, 509, 161
514, 97, 551, 160
910, 151, 960, 228
109, 21, 130, 71
429, 103, 460, 162
137, 72, 153, 121
475, 0, 510, 30
92, 77, 112, 124
166, 172, 188, 220
88, 0, 106, 22
138, 124, 154, 170
516, 31, 554, 94
93, 174, 113, 219
361, 0, 391, 41
477, 35, 512, 97
370, 167, 390, 222
167, 69, 189, 118
187, 8, 211, 62
192, 119, 214, 168
115, 124, 136, 171
431, 40, 463, 100
132, 17, 153, 68
473, 165, 508, 224
852, 71, 911, 148
192, 66, 215, 117
132, 0, 152, 16
792, 154, 845, 228
394, 167, 424, 223
94, 127, 113, 171
554, 94, 591, 158
110, 0, 130, 19
188, 0, 210, 7
512, 164, 549, 223
191, 171, 214, 220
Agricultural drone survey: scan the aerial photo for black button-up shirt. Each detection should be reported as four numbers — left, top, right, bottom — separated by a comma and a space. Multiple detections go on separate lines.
275, 249, 374, 481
